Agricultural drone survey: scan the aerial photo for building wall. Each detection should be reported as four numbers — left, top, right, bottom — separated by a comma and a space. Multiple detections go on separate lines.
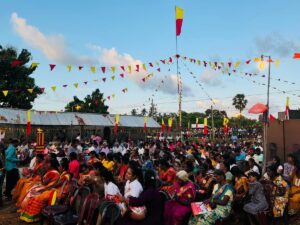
267, 119, 300, 162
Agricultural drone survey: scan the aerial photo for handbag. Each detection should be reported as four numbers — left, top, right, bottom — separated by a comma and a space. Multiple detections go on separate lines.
129, 206, 147, 220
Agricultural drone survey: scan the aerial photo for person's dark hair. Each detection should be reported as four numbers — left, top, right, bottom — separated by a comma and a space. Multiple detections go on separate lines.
50, 153, 57, 160
205, 158, 214, 170
69, 152, 77, 160
101, 168, 115, 184
107, 153, 114, 161
214, 169, 226, 180
60, 158, 69, 171
255, 148, 261, 155
80, 164, 89, 173
89, 151, 97, 156
287, 154, 295, 162
128, 163, 143, 184
50, 158, 59, 170
159, 160, 170, 169
248, 171, 260, 180
230, 166, 245, 177
99, 152, 106, 158
273, 156, 281, 166
36, 154, 44, 161
221, 161, 230, 172
144, 170, 156, 188
93, 161, 104, 172
267, 164, 278, 176
122, 155, 129, 165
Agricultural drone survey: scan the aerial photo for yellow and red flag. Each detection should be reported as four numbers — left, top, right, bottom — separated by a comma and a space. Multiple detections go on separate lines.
223, 117, 229, 134
144, 116, 148, 132
168, 117, 173, 133
161, 118, 165, 133
26, 110, 31, 136
114, 114, 119, 134
175, 6, 184, 36
203, 118, 208, 136
196, 117, 199, 129
285, 97, 290, 120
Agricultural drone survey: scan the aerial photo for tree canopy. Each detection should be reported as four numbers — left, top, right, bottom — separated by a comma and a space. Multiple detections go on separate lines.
232, 94, 248, 113
65, 89, 109, 114
0, 46, 42, 109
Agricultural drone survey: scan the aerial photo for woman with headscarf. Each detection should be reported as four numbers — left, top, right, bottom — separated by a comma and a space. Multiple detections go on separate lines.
189, 170, 234, 225
164, 170, 196, 225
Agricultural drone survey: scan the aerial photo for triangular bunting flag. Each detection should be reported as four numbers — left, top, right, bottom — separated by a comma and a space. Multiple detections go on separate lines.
142, 64, 147, 71
102, 78, 106, 82
246, 59, 251, 64
157, 68, 161, 72
107, 96, 111, 100
128, 65, 132, 73
149, 62, 153, 67
2, 90, 8, 97
51, 86, 56, 92
84, 81, 88, 85
275, 59, 280, 67
136, 65, 140, 72
90, 66, 96, 73
27, 89, 33, 93
63, 85, 68, 88
111, 66, 116, 73
111, 76, 115, 80
67, 65, 72, 72
74, 83, 78, 88
120, 66, 125, 71
112, 94, 115, 98
50, 64, 56, 71
79, 66, 83, 70
30, 62, 39, 69
120, 74, 124, 78
235, 61, 241, 68
101, 67, 106, 73
40, 88, 45, 93
160, 60, 166, 64
142, 78, 146, 82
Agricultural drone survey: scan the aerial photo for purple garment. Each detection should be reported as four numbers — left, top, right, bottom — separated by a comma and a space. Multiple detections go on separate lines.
116, 187, 163, 225
101, 147, 110, 155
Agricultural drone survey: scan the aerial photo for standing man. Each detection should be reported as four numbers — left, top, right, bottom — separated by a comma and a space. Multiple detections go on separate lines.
4, 139, 20, 200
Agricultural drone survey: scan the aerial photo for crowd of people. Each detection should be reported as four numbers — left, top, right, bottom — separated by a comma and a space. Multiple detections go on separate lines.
0, 134, 299, 225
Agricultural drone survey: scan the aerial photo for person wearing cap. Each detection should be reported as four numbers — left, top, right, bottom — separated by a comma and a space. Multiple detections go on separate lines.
164, 170, 196, 225
189, 170, 234, 225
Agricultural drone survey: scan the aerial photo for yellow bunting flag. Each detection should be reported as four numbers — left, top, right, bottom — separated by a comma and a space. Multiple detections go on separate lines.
275, 59, 280, 67
258, 61, 265, 71
67, 65, 72, 72
111, 76, 115, 80
27, 89, 33, 94
30, 62, 39, 69
112, 94, 115, 98
74, 83, 78, 88
235, 61, 241, 68
51, 86, 56, 92
142, 64, 147, 71
254, 57, 260, 62
2, 90, 8, 97
197, 60, 201, 65
90, 66, 96, 73
111, 66, 116, 73
128, 65, 132, 74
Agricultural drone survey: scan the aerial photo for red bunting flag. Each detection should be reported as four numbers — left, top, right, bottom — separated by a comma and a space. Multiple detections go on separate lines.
102, 78, 106, 82
26, 110, 31, 136
11, 59, 21, 67
160, 60, 166, 64
293, 53, 300, 59
246, 60, 251, 64
78, 66, 83, 70
107, 96, 110, 100
120, 66, 125, 71
175, 6, 184, 36
142, 78, 146, 82
149, 63, 153, 67
228, 62, 232, 67
144, 116, 148, 132
49, 64, 56, 71
204, 61, 207, 67
203, 118, 208, 135
169, 57, 173, 63
269, 114, 276, 122
120, 74, 124, 78
101, 67, 106, 73
40, 88, 45, 93
157, 68, 161, 72
136, 65, 140, 72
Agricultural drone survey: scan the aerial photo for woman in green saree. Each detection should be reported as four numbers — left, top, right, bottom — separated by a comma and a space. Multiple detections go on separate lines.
189, 170, 234, 225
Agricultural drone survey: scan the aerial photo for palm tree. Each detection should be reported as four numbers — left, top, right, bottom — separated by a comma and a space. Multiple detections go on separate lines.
131, 109, 137, 116
232, 94, 248, 114
141, 108, 147, 116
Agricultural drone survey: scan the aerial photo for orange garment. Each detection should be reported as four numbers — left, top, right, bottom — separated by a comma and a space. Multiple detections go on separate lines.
234, 176, 249, 200
87, 157, 100, 166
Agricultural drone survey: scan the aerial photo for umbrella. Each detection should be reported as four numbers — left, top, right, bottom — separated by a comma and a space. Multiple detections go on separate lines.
248, 103, 268, 114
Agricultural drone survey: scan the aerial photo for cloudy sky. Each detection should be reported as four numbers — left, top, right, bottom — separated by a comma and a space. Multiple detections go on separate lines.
1, 0, 300, 118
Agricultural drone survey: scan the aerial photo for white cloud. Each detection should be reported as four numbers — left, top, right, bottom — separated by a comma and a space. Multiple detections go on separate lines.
10, 12, 97, 65
200, 69, 222, 86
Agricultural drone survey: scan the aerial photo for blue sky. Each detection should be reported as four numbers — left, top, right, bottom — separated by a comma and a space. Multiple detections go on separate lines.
1, 0, 300, 117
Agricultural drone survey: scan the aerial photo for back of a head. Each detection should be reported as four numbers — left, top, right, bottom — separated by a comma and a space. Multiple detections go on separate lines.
144, 169, 156, 188
70, 152, 77, 160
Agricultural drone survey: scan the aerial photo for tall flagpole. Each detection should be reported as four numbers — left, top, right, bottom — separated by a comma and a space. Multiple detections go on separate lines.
175, 6, 182, 141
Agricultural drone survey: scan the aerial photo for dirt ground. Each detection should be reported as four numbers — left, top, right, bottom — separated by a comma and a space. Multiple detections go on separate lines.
0, 199, 300, 225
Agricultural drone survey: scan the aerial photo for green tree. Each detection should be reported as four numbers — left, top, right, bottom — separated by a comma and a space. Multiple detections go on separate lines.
232, 94, 248, 114
0, 46, 42, 109
131, 108, 138, 116
65, 89, 108, 114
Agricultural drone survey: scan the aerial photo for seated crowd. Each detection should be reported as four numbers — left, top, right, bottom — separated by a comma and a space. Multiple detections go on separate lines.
2, 137, 300, 225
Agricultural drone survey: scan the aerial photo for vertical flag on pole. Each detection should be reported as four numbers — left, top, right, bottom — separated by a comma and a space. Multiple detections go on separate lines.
161, 119, 165, 133
26, 110, 31, 136
188, 121, 191, 137
168, 118, 173, 133
203, 118, 208, 136
196, 117, 199, 129
285, 97, 290, 120
144, 116, 148, 132
175, 6, 184, 36
114, 114, 119, 134
223, 117, 229, 134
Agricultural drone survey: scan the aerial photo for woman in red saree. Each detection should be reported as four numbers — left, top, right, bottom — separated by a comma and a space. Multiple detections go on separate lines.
14, 154, 45, 206
19, 159, 61, 222
164, 170, 196, 225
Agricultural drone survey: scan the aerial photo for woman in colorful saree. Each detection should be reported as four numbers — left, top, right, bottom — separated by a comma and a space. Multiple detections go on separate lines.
164, 170, 196, 225
13, 154, 44, 203
19, 159, 61, 222
189, 170, 234, 225
288, 165, 300, 215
